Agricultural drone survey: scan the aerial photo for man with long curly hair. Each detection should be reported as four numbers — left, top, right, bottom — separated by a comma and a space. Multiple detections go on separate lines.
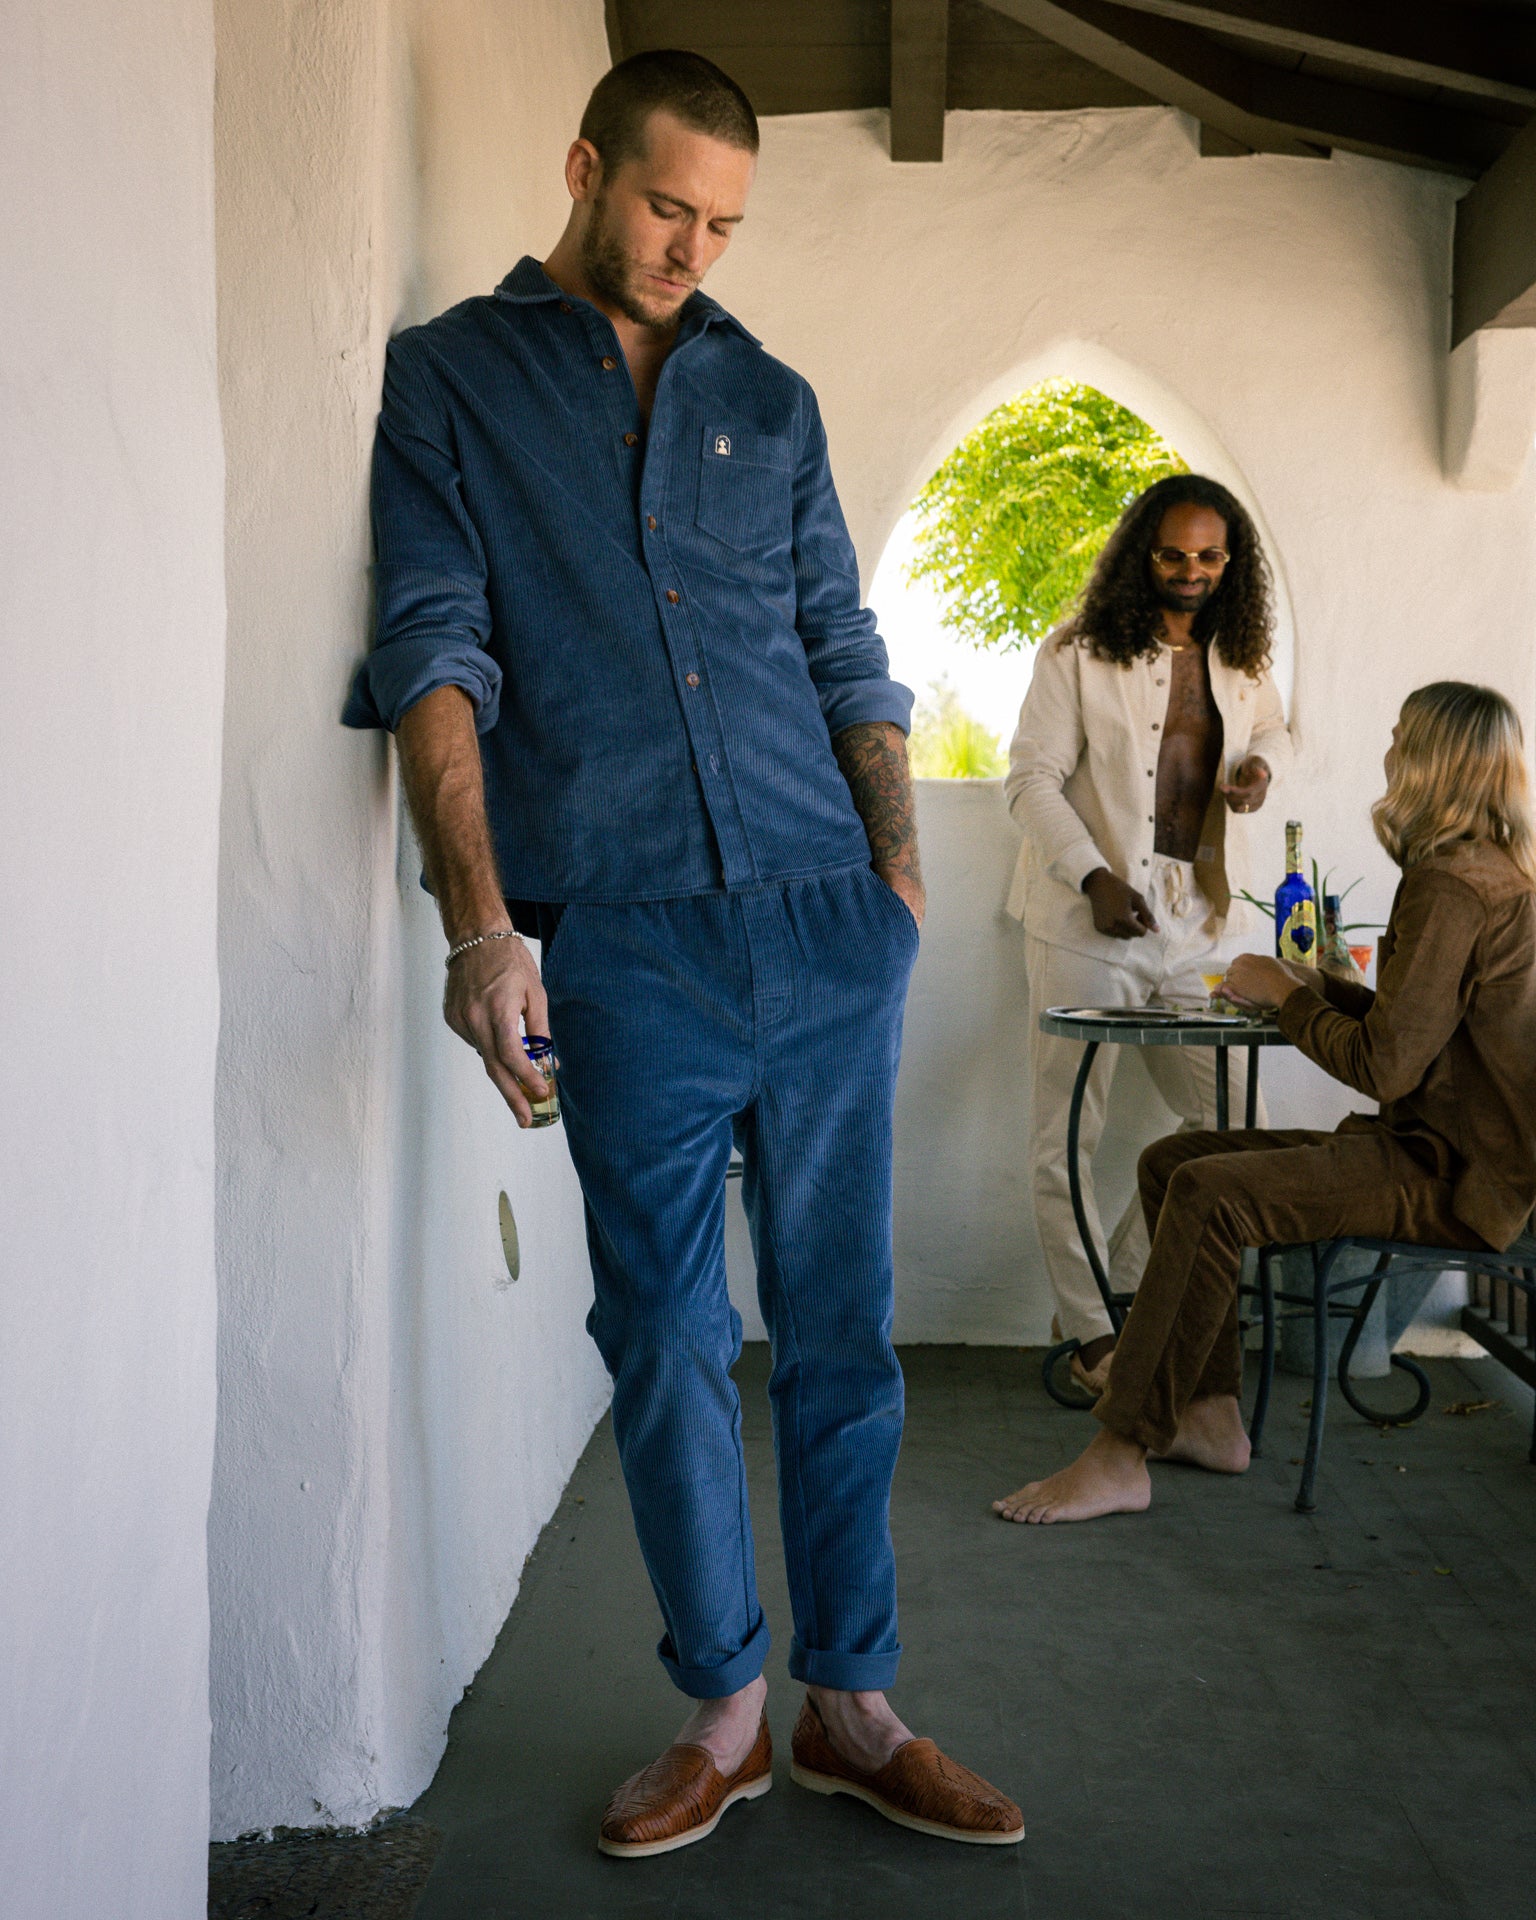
1002, 475, 1295, 1396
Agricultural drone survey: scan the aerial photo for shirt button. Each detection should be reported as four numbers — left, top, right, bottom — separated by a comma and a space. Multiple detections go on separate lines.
1142, 858, 1149, 866
1147, 815, 1154, 823
601, 355, 617, 371
647, 515, 657, 530
1155, 678, 1165, 686
685, 672, 700, 688
559, 301, 573, 313
1146, 769, 1154, 777
1151, 721, 1160, 730
666, 589, 680, 604
623, 432, 638, 446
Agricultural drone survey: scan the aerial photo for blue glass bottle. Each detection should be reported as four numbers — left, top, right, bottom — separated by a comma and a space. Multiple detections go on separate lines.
1275, 820, 1317, 962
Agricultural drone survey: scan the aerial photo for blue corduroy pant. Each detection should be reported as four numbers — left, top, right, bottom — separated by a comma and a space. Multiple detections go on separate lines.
543, 862, 918, 1697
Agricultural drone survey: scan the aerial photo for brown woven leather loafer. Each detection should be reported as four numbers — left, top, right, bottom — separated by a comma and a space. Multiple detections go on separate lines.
790, 1699, 1023, 1845
598, 1712, 773, 1858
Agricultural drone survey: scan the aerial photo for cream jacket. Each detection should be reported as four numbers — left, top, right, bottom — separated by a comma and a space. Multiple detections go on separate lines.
1004, 632, 1294, 961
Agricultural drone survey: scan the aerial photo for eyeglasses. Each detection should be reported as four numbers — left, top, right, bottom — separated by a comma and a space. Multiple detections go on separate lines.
1150, 546, 1229, 571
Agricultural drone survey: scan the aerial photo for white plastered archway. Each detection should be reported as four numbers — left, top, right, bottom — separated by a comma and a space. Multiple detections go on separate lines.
867, 336, 1297, 715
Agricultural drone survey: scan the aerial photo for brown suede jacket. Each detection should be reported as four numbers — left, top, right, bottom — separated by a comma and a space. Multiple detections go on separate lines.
1277, 840, 1536, 1251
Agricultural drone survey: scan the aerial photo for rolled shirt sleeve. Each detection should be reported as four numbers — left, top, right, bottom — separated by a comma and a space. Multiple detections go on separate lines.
790, 386, 913, 740
342, 335, 503, 735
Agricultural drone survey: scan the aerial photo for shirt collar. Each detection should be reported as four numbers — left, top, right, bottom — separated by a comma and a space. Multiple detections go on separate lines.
493, 255, 759, 346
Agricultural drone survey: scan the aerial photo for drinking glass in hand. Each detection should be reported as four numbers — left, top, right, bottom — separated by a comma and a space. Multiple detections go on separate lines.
523, 1035, 560, 1127
1202, 969, 1237, 1013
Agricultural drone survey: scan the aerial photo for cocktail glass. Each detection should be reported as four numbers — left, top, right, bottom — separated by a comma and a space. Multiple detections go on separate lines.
1202, 968, 1234, 1013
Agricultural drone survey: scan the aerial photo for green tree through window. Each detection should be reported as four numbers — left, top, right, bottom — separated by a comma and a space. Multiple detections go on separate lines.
908, 380, 1188, 653
907, 677, 1006, 779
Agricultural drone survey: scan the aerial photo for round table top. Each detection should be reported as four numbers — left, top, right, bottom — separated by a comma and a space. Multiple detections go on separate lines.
1040, 1005, 1290, 1048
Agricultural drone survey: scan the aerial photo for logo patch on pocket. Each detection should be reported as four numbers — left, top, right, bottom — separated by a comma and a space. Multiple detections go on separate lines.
714, 434, 731, 456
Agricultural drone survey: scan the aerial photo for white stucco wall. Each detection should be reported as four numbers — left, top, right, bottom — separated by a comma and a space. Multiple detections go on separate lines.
0, 4, 225, 1916
372, 0, 614, 1812
16, 18, 1528, 1901
209, 0, 609, 1836
718, 109, 1536, 1346
205, 60, 1536, 1842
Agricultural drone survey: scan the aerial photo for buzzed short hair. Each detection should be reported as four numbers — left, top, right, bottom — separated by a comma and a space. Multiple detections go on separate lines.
579, 49, 759, 173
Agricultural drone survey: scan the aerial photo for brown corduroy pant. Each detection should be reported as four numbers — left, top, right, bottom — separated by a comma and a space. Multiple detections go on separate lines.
1094, 1124, 1489, 1453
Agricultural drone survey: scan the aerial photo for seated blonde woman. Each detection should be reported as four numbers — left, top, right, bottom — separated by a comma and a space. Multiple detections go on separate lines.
996, 681, 1536, 1524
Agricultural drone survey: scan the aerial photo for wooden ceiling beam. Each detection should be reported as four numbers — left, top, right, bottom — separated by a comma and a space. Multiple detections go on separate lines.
982, 0, 1323, 156
1090, 1, 1536, 110
1245, 64, 1511, 176
1454, 115, 1536, 345
983, 0, 1507, 173
890, 0, 950, 161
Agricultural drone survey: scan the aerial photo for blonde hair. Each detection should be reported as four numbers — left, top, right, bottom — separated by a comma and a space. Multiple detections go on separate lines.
1373, 681, 1536, 883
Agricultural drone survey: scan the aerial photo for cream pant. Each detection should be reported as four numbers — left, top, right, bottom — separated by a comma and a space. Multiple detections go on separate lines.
1025, 857, 1266, 1345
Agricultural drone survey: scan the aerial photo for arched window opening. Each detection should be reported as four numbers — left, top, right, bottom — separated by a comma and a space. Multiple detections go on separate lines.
870, 379, 1187, 777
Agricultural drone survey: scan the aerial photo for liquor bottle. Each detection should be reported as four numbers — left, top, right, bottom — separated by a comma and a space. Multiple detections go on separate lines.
1318, 893, 1366, 985
1274, 820, 1317, 963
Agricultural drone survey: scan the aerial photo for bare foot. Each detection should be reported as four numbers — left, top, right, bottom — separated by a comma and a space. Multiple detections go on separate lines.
1150, 1394, 1251, 1474
806, 1686, 913, 1772
992, 1429, 1152, 1524
675, 1674, 767, 1775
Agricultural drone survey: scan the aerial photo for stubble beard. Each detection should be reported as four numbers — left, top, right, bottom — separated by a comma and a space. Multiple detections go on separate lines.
580, 195, 693, 335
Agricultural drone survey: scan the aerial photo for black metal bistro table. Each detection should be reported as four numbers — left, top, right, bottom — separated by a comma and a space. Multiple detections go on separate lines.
1037, 1005, 1291, 1405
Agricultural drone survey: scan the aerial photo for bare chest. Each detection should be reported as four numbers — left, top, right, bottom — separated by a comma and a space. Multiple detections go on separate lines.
1153, 646, 1224, 860
1162, 646, 1221, 744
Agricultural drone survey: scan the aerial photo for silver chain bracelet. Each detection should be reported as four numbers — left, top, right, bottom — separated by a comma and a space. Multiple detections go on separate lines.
444, 928, 523, 969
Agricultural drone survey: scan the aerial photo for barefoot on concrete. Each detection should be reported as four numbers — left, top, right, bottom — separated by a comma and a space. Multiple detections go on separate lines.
992, 1428, 1152, 1525
1149, 1394, 1252, 1474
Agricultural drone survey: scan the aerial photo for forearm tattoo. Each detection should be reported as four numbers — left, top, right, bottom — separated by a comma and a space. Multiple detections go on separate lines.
832, 721, 923, 887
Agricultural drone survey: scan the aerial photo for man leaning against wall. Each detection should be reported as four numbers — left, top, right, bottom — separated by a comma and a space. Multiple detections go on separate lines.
1003, 476, 1294, 1398
343, 50, 1022, 1859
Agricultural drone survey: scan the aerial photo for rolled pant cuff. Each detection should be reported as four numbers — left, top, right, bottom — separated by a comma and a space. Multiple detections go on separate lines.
658, 1617, 771, 1699
788, 1637, 901, 1693
1094, 1394, 1175, 1455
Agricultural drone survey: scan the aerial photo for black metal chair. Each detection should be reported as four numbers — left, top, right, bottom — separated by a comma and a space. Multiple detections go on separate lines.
1244, 1232, 1536, 1512
1044, 1229, 1536, 1511
1042, 1248, 1426, 1425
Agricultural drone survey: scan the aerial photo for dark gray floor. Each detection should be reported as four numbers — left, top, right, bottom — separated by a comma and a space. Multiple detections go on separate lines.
410, 1346, 1536, 1920
209, 1818, 442, 1919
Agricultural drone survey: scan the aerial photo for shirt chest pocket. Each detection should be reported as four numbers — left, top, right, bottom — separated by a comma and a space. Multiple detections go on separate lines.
694, 427, 794, 558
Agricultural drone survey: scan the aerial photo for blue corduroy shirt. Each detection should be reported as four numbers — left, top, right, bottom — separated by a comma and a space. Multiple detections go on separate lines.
343, 256, 913, 903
